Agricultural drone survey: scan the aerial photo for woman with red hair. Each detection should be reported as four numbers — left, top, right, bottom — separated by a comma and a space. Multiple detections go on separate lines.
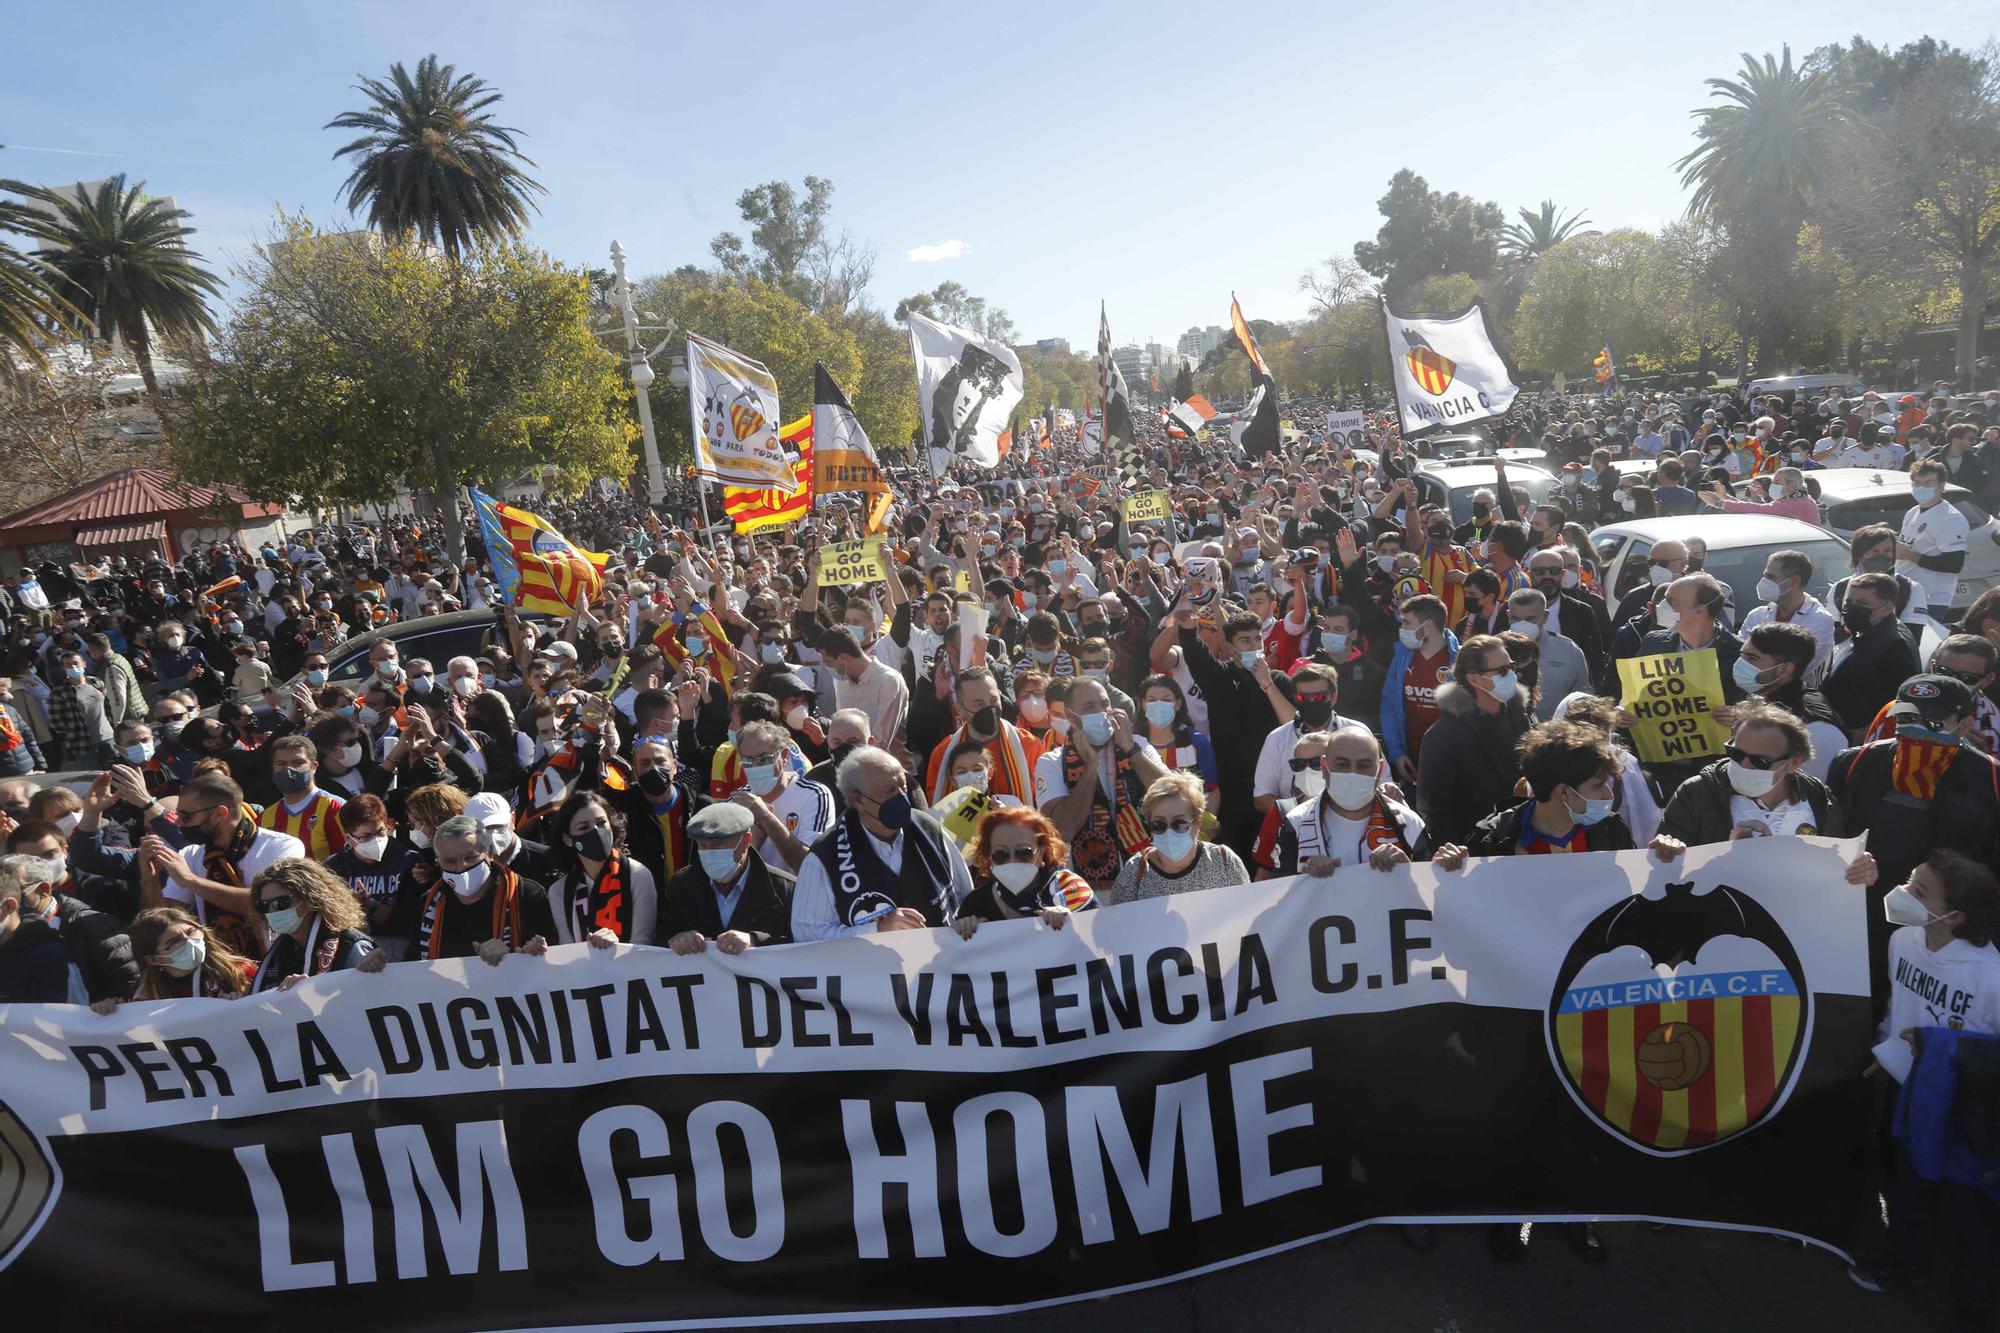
953, 806, 1096, 939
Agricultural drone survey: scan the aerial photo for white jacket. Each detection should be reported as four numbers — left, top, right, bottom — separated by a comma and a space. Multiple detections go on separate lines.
1876, 927, 2000, 1081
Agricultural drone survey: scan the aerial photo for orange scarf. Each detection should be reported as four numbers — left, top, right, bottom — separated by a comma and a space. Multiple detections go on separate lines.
1890, 737, 1960, 801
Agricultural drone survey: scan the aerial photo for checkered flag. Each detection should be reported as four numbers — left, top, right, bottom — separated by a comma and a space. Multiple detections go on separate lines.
1097, 303, 1142, 490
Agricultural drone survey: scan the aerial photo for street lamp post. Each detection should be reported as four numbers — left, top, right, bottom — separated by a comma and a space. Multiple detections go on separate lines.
610, 240, 676, 507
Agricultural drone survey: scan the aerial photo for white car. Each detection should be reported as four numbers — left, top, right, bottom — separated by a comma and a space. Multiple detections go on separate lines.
1413, 460, 1560, 524
1801, 468, 2000, 618
1588, 514, 1853, 630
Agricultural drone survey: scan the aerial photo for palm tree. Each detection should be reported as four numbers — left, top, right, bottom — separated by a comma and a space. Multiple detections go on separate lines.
1674, 45, 1850, 374
326, 54, 545, 261
0, 189, 85, 384
3, 175, 221, 396
1499, 200, 1594, 266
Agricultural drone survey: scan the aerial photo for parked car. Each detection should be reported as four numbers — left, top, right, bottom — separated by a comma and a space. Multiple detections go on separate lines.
1745, 373, 1866, 401
292, 609, 549, 691
1588, 514, 1853, 631
1793, 468, 2000, 619
1420, 431, 1495, 460
1412, 460, 1560, 523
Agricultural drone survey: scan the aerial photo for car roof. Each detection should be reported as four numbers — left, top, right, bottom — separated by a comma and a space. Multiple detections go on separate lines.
1417, 461, 1556, 486
1589, 513, 1837, 547
1804, 468, 1973, 501
1746, 374, 1863, 393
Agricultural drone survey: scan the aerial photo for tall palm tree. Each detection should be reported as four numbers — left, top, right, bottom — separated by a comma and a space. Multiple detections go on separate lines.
1676, 46, 1849, 223
1499, 200, 1594, 266
3, 175, 221, 396
0, 189, 85, 384
326, 54, 545, 261
1675, 45, 1850, 374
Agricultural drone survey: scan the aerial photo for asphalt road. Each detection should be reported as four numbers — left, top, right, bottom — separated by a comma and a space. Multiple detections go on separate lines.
841, 1221, 1957, 1333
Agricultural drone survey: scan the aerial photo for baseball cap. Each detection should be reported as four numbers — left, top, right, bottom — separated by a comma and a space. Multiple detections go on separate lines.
1886, 674, 1973, 726
538, 640, 579, 664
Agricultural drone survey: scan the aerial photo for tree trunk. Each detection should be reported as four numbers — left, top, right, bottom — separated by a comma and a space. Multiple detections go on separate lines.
130, 324, 169, 422
1957, 256, 1986, 385
431, 438, 466, 569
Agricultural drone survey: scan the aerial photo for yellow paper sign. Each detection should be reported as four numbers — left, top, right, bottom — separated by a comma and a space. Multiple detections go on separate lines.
939, 786, 992, 845
816, 537, 887, 587
1120, 489, 1170, 524
1617, 650, 1729, 765
953, 568, 972, 593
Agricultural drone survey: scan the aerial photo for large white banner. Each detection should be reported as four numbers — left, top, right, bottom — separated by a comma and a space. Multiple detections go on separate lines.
907, 310, 1024, 470
686, 332, 797, 491
0, 840, 1872, 1329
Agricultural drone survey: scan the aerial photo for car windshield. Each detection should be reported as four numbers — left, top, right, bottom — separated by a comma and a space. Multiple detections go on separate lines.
1444, 474, 1557, 522
1705, 539, 1853, 623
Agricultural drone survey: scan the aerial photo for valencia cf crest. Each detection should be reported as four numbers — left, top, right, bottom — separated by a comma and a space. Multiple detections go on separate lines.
0, 1099, 59, 1271
1546, 880, 1811, 1156
1402, 331, 1456, 395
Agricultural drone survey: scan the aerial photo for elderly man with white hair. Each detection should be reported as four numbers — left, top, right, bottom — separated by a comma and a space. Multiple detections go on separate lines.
791, 745, 972, 942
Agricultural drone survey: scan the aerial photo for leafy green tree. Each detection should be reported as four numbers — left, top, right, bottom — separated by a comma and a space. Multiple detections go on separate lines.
2, 175, 221, 400
1676, 45, 1850, 373
1512, 231, 1670, 375
1172, 363, 1194, 400
327, 54, 545, 261
174, 216, 632, 565
0, 186, 85, 384
1353, 169, 1504, 305
710, 176, 877, 315
894, 280, 1017, 343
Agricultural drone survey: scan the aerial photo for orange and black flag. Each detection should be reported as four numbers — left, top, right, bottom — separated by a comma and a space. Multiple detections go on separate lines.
1228, 294, 1278, 457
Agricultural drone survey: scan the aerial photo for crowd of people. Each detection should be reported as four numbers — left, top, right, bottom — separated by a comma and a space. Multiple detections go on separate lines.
3, 378, 2000, 1314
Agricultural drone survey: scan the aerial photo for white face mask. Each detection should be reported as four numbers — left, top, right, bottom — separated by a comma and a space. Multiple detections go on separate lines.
1882, 884, 1945, 928
334, 742, 363, 768
445, 861, 490, 901
408, 827, 433, 850
1726, 760, 1780, 798
353, 834, 389, 863
953, 769, 989, 793
1294, 768, 1327, 800
991, 860, 1039, 893
1655, 602, 1681, 631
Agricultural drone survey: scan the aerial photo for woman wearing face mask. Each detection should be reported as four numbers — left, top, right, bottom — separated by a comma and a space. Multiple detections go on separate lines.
1108, 772, 1247, 903
324, 793, 419, 957
1138, 675, 1220, 813
1848, 851, 2000, 1304
548, 791, 657, 948
124, 905, 254, 1001
953, 806, 1096, 938
247, 859, 377, 992
307, 714, 379, 800
1415, 637, 1535, 846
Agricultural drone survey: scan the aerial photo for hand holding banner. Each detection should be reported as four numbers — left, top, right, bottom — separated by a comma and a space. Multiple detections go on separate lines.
817, 536, 888, 587
1617, 649, 1730, 764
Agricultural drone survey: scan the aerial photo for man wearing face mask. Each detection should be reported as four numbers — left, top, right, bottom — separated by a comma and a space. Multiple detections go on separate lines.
1525, 549, 1609, 689
0, 853, 90, 1002
1169, 603, 1287, 858
1822, 573, 1924, 734
662, 803, 795, 955
1894, 459, 1968, 616
1035, 676, 1170, 895
1381, 596, 1458, 784
405, 813, 555, 963
255, 736, 348, 860
727, 721, 832, 872
1417, 636, 1534, 846
44, 649, 113, 770
924, 666, 1043, 806
1638, 574, 1747, 710
1659, 705, 1876, 872
158, 771, 305, 961
1505, 589, 1588, 720
1253, 662, 1368, 814
616, 734, 709, 885
794, 745, 972, 941
1255, 730, 1462, 879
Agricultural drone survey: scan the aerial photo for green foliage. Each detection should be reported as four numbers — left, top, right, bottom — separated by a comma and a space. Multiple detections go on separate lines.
327, 54, 545, 262
1172, 363, 1194, 400
894, 280, 1017, 343
2, 174, 222, 395
0, 189, 85, 383
1353, 169, 1504, 304
173, 216, 633, 557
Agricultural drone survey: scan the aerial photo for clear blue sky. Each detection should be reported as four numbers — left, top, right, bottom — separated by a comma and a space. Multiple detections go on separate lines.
5, 0, 1992, 353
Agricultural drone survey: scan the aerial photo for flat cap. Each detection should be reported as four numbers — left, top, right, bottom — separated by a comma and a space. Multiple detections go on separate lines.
687, 803, 754, 840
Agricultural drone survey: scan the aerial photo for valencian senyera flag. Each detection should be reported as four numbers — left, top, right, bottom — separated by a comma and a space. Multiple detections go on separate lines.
686, 332, 798, 492
811, 362, 894, 535
471, 489, 610, 616
1381, 296, 1520, 437
723, 414, 813, 534
1594, 345, 1617, 386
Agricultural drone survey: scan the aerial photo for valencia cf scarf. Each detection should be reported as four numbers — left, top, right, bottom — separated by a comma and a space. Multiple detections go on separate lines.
581, 851, 634, 942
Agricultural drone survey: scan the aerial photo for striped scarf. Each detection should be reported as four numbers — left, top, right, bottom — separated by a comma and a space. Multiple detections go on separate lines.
928, 720, 1033, 805
1060, 743, 1150, 890
420, 862, 525, 959
1891, 737, 1961, 801
1286, 795, 1408, 865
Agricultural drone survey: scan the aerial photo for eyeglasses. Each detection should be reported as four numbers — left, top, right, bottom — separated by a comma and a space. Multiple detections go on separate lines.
153, 712, 187, 724
1936, 669, 1986, 688
1286, 756, 1326, 773
257, 894, 295, 913
1146, 817, 1194, 835
1723, 745, 1781, 771
177, 805, 219, 821
988, 847, 1039, 865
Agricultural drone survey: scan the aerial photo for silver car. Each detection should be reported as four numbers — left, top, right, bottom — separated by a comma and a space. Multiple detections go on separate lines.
1588, 514, 1853, 629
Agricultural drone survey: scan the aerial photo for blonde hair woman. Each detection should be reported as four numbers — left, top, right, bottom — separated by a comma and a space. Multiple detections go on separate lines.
1108, 772, 1248, 903
125, 906, 254, 1002
247, 859, 378, 993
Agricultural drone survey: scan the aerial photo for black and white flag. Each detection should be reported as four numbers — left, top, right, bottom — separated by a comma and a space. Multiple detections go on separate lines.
1097, 303, 1142, 488
907, 311, 1024, 470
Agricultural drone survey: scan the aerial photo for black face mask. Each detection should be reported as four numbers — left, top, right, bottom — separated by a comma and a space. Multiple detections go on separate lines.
828, 742, 858, 772
637, 765, 673, 798
1296, 696, 1334, 727
968, 704, 1000, 736
575, 826, 616, 863
1471, 503, 1491, 519
1080, 619, 1106, 635
1841, 605, 1877, 635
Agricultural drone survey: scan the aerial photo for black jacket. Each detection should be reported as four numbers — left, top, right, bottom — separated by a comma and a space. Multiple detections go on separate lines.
1636, 626, 1749, 703
1467, 799, 1636, 857
1822, 616, 1923, 734
54, 893, 138, 1001
660, 854, 795, 946
617, 774, 708, 881
1416, 682, 1533, 845
1548, 590, 1610, 689
1829, 739, 2000, 889
0, 917, 76, 1003
1177, 625, 1279, 796
1658, 762, 1844, 848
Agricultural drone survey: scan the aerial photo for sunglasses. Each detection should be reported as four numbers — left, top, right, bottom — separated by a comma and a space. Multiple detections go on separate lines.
1287, 756, 1325, 773
257, 894, 295, 913
988, 847, 1039, 865
1146, 817, 1195, 835
1723, 745, 1781, 771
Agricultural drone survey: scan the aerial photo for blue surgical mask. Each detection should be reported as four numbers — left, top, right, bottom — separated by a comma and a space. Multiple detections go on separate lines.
306, 668, 328, 687
699, 847, 742, 883
685, 635, 707, 657
1143, 700, 1178, 729
873, 792, 913, 830
1239, 650, 1264, 669
125, 740, 155, 764
745, 761, 780, 795
167, 936, 205, 972
760, 642, 785, 664
1151, 827, 1196, 861
264, 905, 302, 936
1079, 712, 1113, 746
1569, 790, 1615, 826
1398, 627, 1423, 650
1321, 632, 1350, 655
1732, 656, 1771, 693
1912, 485, 1939, 505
